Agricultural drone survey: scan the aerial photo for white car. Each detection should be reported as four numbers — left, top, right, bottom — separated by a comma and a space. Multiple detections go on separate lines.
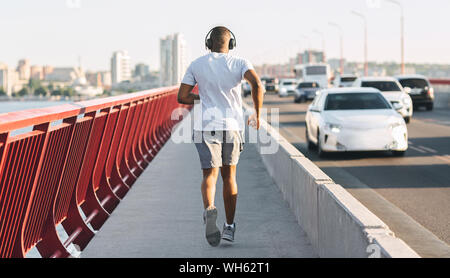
353, 77, 413, 123
333, 74, 358, 88
305, 88, 408, 157
278, 79, 298, 97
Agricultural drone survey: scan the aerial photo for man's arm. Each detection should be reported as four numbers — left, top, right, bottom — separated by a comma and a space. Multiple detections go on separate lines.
177, 83, 200, 105
244, 69, 264, 129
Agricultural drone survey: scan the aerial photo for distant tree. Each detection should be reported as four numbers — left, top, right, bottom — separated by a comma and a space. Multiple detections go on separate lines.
34, 86, 47, 96
0, 87, 6, 96
28, 79, 40, 90
17, 87, 29, 96
63, 87, 75, 97
51, 89, 61, 96
47, 82, 54, 92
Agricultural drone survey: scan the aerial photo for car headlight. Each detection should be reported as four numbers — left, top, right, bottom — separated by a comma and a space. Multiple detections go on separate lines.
402, 95, 412, 105
325, 123, 342, 133
392, 102, 403, 110
280, 88, 287, 93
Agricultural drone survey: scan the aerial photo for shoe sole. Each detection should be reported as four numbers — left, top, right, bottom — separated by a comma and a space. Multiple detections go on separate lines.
221, 235, 234, 242
205, 208, 221, 247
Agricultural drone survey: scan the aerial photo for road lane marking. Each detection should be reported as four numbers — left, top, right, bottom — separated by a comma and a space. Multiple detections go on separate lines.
418, 145, 438, 153
409, 145, 427, 153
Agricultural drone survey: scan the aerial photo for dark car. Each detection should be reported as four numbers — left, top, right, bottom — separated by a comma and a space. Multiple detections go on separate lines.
261, 77, 279, 92
242, 81, 251, 97
294, 82, 320, 103
395, 75, 434, 110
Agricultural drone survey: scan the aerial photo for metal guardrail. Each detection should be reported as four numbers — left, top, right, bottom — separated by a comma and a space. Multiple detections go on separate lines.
429, 79, 450, 85
0, 86, 189, 258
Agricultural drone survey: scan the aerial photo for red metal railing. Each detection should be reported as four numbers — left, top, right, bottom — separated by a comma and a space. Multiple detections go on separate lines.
429, 78, 450, 86
0, 86, 189, 258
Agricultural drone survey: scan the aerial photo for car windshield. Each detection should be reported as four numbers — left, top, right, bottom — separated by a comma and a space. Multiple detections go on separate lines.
324, 93, 392, 110
361, 81, 401, 91
298, 82, 318, 89
398, 78, 428, 89
341, 77, 357, 82
282, 81, 295, 85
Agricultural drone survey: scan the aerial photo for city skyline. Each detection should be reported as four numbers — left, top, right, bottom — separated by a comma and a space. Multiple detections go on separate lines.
1, 0, 450, 72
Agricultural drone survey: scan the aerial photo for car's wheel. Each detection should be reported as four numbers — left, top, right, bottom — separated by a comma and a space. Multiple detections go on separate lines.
404, 116, 411, 124
305, 127, 315, 150
294, 97, 300, 103
426, 103, 434, 111
392, 150, 406, 157
317, 131, 326, 158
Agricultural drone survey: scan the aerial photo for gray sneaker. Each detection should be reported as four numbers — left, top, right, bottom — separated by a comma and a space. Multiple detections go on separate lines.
222, 223, 236, 242
203, 207, 221, 247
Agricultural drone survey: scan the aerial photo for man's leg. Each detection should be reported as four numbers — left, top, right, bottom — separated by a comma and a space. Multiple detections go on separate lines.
201, 168, 219, 209
201, 167, 221, 247
221, 165, 238, 225
194, 130, 223, 246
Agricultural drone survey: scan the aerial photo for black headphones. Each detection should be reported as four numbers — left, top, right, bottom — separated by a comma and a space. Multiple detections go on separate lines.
205, 26, 236, 50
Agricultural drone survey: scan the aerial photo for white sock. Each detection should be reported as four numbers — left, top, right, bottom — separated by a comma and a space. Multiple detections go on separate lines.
225, 223, 235, 228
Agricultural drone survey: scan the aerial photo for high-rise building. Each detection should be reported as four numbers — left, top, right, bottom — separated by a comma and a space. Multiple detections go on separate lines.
134, 63, 150, 78
160, 33, 187, 86
100, 71, 112, 88
17, 59, 31, 80
111, 50, 131, 85
43, 65, 54, 79
297, 50, 325, 64
160, 36, 173, 86
0, 63, 9, 94
30, 65, 44, 80
0, 63, 16, 96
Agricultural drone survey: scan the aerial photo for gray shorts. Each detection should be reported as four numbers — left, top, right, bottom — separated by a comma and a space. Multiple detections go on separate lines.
193, 130, 244, 169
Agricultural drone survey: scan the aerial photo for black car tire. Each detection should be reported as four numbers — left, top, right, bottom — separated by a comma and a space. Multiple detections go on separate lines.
305, 127, 315, 150
317, 131, 327, 158
392, 150, 406, 157
404, 116, 411, 124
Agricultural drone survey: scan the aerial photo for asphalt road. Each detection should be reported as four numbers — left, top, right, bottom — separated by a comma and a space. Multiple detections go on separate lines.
247, 92, 450, 258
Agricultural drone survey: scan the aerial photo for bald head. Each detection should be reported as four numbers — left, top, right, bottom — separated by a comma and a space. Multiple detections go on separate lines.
210, 26, 232, 52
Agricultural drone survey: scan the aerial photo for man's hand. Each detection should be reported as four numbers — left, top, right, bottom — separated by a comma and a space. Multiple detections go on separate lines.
244, 69, 264, 127
247, 113, 261, 130
177, 83, 200, 105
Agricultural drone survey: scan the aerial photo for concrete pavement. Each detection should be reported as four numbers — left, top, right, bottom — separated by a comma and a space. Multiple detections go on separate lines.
82, 126, 317, 258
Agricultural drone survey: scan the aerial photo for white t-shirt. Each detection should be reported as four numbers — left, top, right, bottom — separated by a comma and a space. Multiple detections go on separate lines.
181, 52, 254, 131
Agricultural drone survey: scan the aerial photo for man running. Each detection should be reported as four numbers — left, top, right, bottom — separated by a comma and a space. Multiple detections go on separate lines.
177, 26, 264, 246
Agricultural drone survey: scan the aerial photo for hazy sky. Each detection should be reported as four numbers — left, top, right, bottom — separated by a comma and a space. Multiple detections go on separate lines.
1, 0, 450, 71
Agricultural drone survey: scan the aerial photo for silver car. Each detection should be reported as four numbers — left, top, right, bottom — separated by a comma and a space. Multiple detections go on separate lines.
294, 82, 320, 103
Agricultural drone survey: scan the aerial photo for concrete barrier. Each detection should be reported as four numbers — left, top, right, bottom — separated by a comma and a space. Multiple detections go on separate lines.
243, 102, 420, 258
434, 88, 450, 109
